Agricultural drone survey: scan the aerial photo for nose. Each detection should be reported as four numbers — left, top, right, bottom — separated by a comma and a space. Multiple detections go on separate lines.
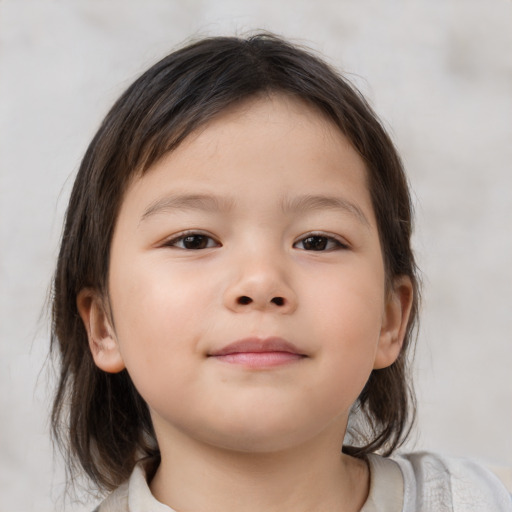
223, 253, 298, 314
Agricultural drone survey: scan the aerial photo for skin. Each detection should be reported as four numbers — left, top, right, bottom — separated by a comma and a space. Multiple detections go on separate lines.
78, 94, 413, 512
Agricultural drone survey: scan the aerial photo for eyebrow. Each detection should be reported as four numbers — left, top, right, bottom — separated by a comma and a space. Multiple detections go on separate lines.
140, 192, 370, 228
140, 193, 235, 222
281, 194, 371, 228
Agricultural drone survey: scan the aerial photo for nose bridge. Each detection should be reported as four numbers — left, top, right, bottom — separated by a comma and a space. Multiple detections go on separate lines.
224, 238, 297, 312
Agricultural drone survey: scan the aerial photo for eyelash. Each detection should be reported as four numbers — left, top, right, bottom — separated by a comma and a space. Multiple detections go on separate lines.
293, 233, 349, 251
163, 231, 221, 250
163, 231, 348, 252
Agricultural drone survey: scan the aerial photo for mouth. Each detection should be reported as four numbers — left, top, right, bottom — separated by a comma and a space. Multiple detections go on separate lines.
208, 337, 307, 368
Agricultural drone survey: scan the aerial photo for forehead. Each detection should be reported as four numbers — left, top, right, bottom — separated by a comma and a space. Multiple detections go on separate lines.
121, 94, 374, 225
188, 93, 347, 157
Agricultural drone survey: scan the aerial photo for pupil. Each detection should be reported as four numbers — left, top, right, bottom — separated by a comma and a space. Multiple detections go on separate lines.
304, 236, 327, 250
184, 235, 206, 249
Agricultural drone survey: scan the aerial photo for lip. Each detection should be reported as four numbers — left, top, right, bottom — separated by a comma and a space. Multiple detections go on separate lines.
208, 337, 306, 368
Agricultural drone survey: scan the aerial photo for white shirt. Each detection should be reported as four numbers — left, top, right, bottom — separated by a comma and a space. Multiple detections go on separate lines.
96, 451, 512, 511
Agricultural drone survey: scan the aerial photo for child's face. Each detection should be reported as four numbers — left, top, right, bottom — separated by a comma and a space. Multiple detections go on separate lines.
80, 95, 410, 453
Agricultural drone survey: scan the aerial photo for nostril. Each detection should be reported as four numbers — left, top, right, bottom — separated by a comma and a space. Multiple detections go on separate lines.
237, 296, 253, 305
271, 297, 285, 306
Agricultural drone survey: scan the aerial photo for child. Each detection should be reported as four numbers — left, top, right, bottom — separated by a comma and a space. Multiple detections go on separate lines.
50, 34, 512, 511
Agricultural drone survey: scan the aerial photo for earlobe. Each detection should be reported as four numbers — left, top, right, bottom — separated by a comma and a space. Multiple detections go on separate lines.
374, 276, 414, 370
77, 288, 126, 373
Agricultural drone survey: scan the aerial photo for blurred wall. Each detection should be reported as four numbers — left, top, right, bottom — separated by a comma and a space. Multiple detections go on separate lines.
1, 1, 511, 510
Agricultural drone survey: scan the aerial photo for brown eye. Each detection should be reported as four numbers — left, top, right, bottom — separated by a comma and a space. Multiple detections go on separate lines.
167, 233, 219, 250
303, 236, 327, 250
294, 235, 346, 251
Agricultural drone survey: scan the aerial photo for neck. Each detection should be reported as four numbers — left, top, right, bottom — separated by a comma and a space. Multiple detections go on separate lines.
149, 421, 369, 512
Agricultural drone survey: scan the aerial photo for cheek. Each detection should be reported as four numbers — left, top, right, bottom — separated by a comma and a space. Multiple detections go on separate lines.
112, 258, 210, 329
303, 263, 385, 386
108, 262, 210, 384
305, 260, 385, 335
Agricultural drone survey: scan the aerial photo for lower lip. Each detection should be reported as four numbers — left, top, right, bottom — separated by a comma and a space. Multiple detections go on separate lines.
211, 352, 304, 368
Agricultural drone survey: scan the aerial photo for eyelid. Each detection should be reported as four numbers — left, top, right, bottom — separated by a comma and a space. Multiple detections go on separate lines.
293, 231, 350, 250
162, 230, 221, 249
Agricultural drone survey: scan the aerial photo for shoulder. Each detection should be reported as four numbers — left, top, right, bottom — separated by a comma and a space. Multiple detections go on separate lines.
93, 460, 172, 512
391, 451, 512, 511
93, 479, 129, 512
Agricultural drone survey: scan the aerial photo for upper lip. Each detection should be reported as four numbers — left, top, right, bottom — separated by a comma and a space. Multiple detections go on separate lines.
208, 337, 305, 357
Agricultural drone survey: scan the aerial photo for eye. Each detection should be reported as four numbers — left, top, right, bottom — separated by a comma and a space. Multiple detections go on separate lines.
165, 232, 220, 250
293, 234, 347, 251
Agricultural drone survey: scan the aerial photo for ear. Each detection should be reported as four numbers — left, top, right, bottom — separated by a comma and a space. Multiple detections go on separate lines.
77, 288, 125, 373
374, 276, 414, 370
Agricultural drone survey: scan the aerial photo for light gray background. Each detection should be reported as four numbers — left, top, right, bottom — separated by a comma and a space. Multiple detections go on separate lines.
1, 1, 511, 510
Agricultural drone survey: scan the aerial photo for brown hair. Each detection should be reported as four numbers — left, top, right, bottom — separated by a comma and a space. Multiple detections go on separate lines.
51, 33, 420, 491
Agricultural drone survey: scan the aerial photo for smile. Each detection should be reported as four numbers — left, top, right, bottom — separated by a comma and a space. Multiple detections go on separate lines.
208, 337, 307, 368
